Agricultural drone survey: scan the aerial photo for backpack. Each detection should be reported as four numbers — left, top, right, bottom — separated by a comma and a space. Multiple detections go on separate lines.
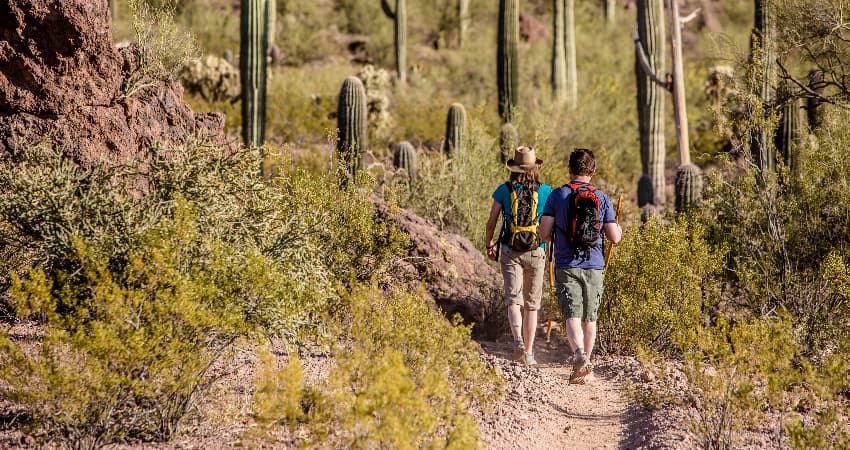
502, 182, 541, 252
566, 182, 602, 256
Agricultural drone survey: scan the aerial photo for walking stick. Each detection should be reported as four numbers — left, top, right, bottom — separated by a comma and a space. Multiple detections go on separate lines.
545, 241, 556, 343
603, 195, 623, 274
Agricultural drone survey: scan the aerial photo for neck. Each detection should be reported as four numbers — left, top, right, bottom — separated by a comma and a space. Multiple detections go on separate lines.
571, 175, 592, 183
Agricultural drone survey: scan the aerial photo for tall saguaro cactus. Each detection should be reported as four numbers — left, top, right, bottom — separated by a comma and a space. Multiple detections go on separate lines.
565, 0, 578, 109
266, 0, 276, 53
444, 103, 467, 159
381, 0, 407, 83
498, 0, 519, 123
750, 0, 775, 174
634, 0, 666, 205
552, 0, 567, 103
605, 0, 616, 23
337, 77, 368, 182
458, 0, 470, 48
240, 0, 268, 148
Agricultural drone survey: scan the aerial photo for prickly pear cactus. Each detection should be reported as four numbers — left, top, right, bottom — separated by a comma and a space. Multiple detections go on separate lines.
674, 163, 703, 213
240, 0, 268, 147
499, 122, 519, 164
636, 0, 666, 205
443, 103, 467, 159
497, 0, 518, 122
381, 0, 407, 82
393, 141, 418, 185
637, 174, 654, 207
337, 76, 368, 182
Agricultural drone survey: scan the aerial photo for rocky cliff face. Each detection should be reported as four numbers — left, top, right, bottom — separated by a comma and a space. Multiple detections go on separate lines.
0, 0, 225, 164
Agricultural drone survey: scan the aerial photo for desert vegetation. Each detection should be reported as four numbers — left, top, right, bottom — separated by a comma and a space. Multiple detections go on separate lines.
0, 0, 848, 448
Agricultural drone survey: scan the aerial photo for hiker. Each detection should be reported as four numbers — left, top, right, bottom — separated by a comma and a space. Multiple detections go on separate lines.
539, 148, 622, 384
485, 146, 552, 365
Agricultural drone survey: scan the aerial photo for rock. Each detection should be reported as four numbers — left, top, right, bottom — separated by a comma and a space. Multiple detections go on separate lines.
0, 0, 226, 166
372, 198, 503, 336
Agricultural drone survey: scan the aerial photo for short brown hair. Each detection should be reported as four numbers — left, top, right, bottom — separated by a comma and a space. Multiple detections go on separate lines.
568, 148, 596, 176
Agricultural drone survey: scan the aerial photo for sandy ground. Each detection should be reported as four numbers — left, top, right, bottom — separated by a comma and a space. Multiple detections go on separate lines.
475, 330, 668, 450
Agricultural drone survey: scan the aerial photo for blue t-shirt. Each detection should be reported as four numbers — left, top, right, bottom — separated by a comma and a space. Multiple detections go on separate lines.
492, 182, 552, 249
542, 181, 615, 269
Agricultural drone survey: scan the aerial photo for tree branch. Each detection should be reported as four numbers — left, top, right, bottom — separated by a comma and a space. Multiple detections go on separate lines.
775, 59, 850, 110
632, 25, 672, 91
380, 0, 395, 19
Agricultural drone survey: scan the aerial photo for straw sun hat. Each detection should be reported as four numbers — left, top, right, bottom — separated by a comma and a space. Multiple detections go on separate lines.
505, 146, 543, 173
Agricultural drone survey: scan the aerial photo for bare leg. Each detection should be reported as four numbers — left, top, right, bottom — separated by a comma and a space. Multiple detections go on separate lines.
564, 317, 584, 355
507, 304, 523, 346
582, 321, 597, 360
523, 309, 538, 354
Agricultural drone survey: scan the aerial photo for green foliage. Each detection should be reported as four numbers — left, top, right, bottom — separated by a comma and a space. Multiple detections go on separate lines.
600, 218, 722, 355
0, 206, 259, 447
252, 347, 306, 427
313, 286, 503, 447
679, 317, 801, 449
123, 0, 197, 97
498, 122, 518, 163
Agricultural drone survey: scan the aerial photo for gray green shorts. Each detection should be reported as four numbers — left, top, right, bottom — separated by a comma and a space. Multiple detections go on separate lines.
554, 267, 604, 322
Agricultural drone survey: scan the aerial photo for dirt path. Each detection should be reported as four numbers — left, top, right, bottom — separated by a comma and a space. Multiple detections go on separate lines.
477, 330, 653, 450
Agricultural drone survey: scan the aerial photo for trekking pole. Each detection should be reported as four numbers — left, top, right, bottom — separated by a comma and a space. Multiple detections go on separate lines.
603, 195, 623, 274
545, 241, 556, 343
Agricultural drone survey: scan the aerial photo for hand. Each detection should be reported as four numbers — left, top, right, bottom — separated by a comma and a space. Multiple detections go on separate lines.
487, 243, 498, 261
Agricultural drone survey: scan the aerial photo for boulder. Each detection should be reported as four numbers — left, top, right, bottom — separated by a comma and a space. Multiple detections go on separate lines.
0, 0, 225, 165
373, 199, 504, 337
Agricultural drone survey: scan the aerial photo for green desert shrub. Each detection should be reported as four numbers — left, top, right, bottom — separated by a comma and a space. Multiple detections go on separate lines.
249, 286, 505, 448
0, 204, 307, 447
599, 218, 723, 355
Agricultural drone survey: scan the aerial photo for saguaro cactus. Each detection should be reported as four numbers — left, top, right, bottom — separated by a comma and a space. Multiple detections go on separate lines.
634, 0, 666, 205
674, 163, 703, 213
266, 0, 276, 52
776, 84, 803, 175
393, 141, 418, 184
240, 0, 268, 148
444, 103, 467, 159
458, 0, 470, 48
750, 0, 775, 173
499, 122, 519, 163
565, 0, 577, 109
551, 0, 567, 103
381, 0, 407, 83
807, 68, 825, 130
637, 174, 654, 207
497, 0, 519, 123
605, 0, 616, 23
337, 76, 368, 182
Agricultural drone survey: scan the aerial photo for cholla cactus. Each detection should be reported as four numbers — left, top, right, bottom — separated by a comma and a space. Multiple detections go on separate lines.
180, 55, 240, 102
356, 65, 394, 141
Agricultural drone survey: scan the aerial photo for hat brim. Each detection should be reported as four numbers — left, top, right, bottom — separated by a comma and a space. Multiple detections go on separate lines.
506, 158, 544, 173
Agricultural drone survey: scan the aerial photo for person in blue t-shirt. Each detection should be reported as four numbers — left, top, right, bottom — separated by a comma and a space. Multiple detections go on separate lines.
484, 146, 552, 366
540, 148, 622, 384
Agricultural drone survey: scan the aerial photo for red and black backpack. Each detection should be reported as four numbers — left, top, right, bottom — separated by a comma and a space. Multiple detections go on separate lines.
566, 183, 602, 256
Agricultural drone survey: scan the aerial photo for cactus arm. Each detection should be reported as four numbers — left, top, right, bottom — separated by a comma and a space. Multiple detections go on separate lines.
632, 26, 670, 91
381, 0, 396, 19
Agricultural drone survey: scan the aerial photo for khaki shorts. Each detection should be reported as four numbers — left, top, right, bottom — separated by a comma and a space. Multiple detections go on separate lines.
555, 267, 604, 322
499, 245, 546, 310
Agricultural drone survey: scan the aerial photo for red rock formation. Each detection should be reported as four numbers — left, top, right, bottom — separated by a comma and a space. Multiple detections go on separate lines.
0, 0, 225, 165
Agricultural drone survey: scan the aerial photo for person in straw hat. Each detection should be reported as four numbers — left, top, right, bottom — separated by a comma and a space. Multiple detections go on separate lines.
485, 146, 552, 365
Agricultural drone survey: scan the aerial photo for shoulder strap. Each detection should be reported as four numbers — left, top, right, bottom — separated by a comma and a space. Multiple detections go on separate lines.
566, 182, 596, 193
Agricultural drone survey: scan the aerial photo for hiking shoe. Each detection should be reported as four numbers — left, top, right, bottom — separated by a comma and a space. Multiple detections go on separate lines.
524, 351, 538, 366
570, 352, 590, 384
512, 345, 525, 362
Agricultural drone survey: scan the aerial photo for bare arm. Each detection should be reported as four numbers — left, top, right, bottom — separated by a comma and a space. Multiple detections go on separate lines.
539, 215, 554, 243
484, 201, 501, 247
604, 222, 622, 244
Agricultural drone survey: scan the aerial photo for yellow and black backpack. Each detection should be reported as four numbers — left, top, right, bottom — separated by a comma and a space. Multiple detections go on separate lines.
502, 182, 541, 251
